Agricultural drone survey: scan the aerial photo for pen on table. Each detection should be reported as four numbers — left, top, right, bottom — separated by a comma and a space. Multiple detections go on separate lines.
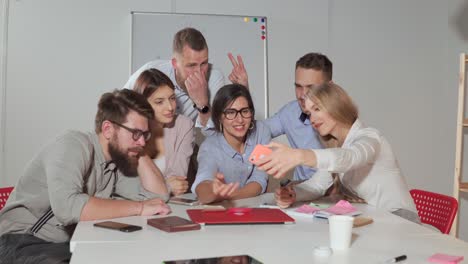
280, 179, 305, 198
279, 180, 293, 197
259, 203, 280, 209
383, 255, 407, 263
280, 179, 292, 188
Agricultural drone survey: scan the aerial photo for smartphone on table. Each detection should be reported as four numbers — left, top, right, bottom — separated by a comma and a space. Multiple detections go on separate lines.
168, 197, 199, 206
93, 221, 142, 232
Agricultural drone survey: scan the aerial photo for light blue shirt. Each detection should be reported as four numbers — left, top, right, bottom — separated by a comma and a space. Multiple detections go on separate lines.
263, 100, 323, 181
191, 121, 271, 194
124, 60, 225, 136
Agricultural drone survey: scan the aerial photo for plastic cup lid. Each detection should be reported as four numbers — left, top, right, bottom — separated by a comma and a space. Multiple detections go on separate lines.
313, 246, 333, 257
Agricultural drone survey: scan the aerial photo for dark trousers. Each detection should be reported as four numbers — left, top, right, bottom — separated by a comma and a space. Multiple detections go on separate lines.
0, 233, 71, 264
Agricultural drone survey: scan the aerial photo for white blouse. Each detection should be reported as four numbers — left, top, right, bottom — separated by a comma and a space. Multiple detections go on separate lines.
295, 119, 417, 213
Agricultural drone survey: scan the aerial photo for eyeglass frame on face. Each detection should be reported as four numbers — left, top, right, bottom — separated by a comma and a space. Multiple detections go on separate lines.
109, 120, 152, 142
223, 107, 253, 120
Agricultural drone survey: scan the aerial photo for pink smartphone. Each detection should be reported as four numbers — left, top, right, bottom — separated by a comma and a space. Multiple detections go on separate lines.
249, 144, 272, 163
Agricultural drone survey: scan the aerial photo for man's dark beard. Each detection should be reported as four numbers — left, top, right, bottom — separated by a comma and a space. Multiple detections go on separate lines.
108, 140, 141, 176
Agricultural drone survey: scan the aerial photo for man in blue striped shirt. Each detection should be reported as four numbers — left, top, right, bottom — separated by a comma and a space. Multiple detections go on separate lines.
263, 53, 333, 181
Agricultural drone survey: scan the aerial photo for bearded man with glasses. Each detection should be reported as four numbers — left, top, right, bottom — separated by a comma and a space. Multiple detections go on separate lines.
0, 89, 170, 264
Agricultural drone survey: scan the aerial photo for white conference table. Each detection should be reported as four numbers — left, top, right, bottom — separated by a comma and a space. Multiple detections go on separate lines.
70, 194, 468, 264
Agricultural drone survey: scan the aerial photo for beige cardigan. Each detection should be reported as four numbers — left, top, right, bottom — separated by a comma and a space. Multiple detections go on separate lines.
162, 114, 194, 178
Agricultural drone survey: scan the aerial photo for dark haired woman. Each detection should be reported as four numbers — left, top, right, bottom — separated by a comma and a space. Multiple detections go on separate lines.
191, 84, 271, 204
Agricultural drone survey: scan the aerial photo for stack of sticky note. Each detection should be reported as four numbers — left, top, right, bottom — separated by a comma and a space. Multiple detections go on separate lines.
428, 253, 464, 264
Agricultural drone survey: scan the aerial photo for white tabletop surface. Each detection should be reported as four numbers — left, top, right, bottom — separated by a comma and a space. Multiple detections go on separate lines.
69, 194, 468, 264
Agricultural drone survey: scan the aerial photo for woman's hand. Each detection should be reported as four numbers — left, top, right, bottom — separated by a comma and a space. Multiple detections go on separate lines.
254, 142, 304, 179
166, 176, 188, 196
274, 186, 296, 208
212, 173, 239, 200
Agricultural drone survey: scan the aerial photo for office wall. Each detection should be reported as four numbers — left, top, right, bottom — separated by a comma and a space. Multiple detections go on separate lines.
1, 0, 467, 240
448, 0, 468, 240
331, 0, 450, 192
0, 0, 8, 182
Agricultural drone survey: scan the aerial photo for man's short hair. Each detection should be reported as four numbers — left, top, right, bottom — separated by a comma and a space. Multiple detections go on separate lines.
173, 27, 208, 54
95, 89, 154, 133
295, 53, 333, 81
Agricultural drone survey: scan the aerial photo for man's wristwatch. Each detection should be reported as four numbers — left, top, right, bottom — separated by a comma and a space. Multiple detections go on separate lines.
193, 103, 210, 114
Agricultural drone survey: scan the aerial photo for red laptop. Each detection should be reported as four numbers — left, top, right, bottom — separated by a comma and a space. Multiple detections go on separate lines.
186, 208, 295, 225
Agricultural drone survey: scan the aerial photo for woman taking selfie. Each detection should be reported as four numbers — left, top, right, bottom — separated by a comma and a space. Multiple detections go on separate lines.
254, 82, 417, 221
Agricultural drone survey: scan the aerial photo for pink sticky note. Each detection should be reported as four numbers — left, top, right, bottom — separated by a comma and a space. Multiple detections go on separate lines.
324, 200, 357, 215
428, 253, 464, 264
295, 204, 320, 214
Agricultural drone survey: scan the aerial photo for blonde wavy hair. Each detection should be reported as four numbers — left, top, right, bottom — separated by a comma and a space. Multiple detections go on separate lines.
304, 82, 358, 147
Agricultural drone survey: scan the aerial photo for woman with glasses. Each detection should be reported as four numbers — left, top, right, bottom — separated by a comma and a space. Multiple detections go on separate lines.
133, 68, 194, 196
191, 84, 271, 204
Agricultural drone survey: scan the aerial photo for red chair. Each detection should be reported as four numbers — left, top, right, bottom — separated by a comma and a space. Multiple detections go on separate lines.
0, 187, 14, 210
410, 189, 458, 234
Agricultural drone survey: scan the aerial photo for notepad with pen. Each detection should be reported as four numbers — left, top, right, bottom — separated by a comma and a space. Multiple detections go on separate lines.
287, 200, 362, 219
187, 208, 295, 225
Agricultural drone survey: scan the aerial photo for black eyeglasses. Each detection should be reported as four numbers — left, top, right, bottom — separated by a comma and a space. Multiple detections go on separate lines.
223, 107, 253, 120
109, 121, 152, 142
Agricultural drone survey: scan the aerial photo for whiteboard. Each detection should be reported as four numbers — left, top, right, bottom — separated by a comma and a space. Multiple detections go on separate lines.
131, 12, 269, 119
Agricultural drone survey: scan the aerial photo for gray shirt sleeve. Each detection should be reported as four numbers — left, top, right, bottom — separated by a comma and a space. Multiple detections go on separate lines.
114, 175, 170, 202
43, 133, 92, 226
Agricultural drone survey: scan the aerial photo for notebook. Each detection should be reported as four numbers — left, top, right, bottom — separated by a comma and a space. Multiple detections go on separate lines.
147, 216, 201, 232
187, 208, 295, 225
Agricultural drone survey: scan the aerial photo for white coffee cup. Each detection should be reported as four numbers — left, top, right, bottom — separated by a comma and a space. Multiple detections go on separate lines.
328, 215, 354, 250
